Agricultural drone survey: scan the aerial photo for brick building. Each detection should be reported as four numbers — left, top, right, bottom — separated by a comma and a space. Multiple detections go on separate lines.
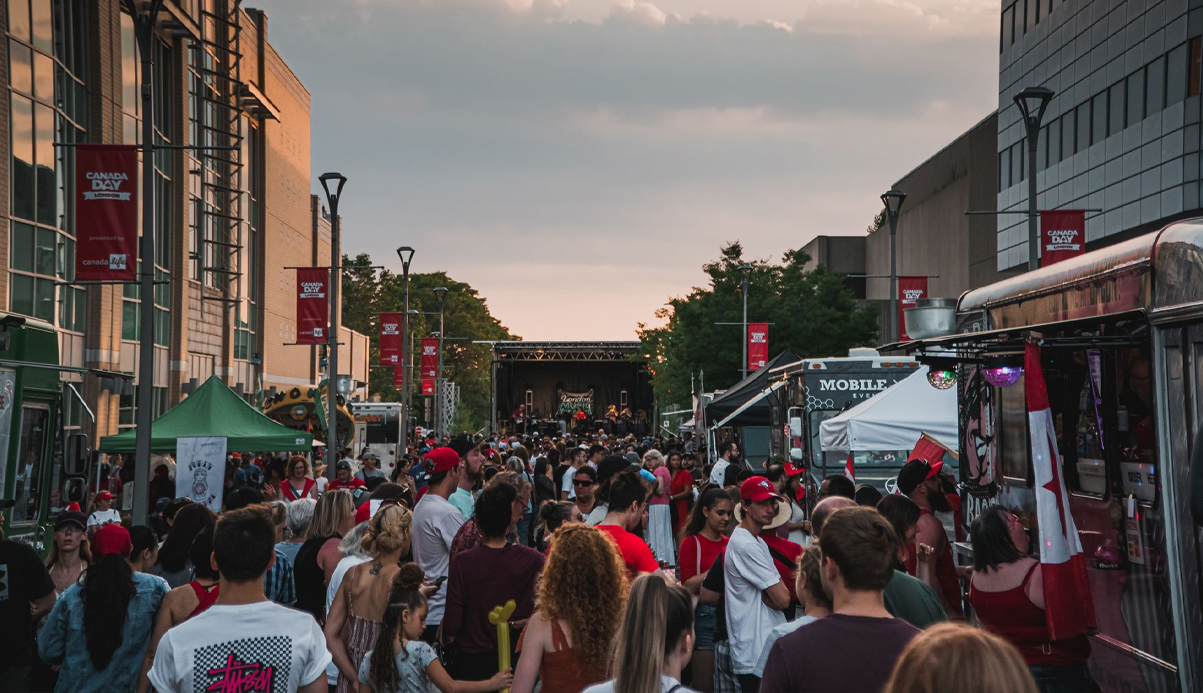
2, 0, 368, 443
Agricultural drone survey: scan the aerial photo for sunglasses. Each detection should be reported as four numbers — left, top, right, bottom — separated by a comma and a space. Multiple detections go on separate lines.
573, 479, 594, 487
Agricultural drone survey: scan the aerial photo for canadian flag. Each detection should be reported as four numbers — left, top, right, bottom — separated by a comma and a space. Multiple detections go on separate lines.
844, 452, 856, 482
1025, 341, 1096, 639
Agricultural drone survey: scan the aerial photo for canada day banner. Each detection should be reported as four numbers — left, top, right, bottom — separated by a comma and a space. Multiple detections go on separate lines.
748, 323, 769, 371
75, 145, 138, 281
379, 313, 403, 366
176, 436, 227, 513
296, 268, 329, 345
898, 276, 928, 342
1041, 210, 1086, 267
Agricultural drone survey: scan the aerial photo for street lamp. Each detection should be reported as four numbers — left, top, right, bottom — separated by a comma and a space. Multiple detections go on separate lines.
396, 246, 415, 456
319, 172, 347, 480
433, 286, 448, 440
1014, 86, 1054, 271
738, 264, 752, 379
881, 190, 906, 344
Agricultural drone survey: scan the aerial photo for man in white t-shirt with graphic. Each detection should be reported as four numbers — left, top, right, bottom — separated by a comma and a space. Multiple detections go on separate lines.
148, 505, 331, 693
410, 447, 466, 643
86, 491, 121, 536
724, 475, 789, 693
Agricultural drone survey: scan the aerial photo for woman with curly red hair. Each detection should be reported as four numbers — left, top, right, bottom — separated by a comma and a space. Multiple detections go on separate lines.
511, 524, 629, 693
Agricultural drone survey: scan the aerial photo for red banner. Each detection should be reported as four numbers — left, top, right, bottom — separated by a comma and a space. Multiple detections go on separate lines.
75, 145, 138, 281
420, 338, 439, 380
394, 366, 404, 388
295, 268, 329, 345
748, 323, 768, 371
898, 276, 928, 342
379, 313, 403, 366
1041, 210, 1086, 267
422, 379, 434, 395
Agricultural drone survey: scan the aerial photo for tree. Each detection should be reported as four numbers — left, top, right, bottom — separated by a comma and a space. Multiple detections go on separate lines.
339, 253, 516, 431
637, 242, 879, 406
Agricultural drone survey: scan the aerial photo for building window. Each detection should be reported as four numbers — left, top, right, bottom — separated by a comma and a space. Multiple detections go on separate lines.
8, 0, 87, 332
1076, 104, 1090, 153
1092, 93, 1107, 144
999, 150, 1011, 192
1109, 82, 1125, 136
1147, 56, 1166, 116
1128, 69, 1145, 124
1190, 38, 1201, 98
1002, 5, 1014, 50
1011, 143, 1022, 185
1168, 42, 1188, 106
1048, 115, 1061, 166
1037, 125, 1048, 169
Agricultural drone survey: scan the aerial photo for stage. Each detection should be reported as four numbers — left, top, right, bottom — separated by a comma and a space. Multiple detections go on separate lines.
487, 341, 654, 436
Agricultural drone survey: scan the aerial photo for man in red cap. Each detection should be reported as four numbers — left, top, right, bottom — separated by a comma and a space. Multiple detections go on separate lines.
725, 476, 790, 693
896, 458, 961, 618
410, 447, 466, 644
87, 491, 121, 537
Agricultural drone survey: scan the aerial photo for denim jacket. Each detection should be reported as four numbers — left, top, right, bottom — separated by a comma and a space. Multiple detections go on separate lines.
38, 572, 168, 693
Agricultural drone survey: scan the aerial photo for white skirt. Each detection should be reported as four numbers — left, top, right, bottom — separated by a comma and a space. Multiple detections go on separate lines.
647, 504, 676, 566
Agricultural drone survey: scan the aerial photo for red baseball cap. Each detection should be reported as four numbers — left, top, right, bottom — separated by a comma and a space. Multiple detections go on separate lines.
91, 524, 132, 558
425, 447, 460, 475
783, 462, 804, 477
95, 491, 113, 502
740, 476, 782, 503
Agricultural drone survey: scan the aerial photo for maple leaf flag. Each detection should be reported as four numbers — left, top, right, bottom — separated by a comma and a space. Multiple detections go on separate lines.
844, 452, 856, 482
1025, 341, 1096, 640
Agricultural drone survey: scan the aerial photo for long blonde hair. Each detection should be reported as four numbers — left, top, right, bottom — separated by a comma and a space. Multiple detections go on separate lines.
884, 622, 1037, 693
610, 574, 693, 693
307, 489, 354, 540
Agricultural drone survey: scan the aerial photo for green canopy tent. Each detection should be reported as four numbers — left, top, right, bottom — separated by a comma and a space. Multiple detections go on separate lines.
100, 375, 314, 453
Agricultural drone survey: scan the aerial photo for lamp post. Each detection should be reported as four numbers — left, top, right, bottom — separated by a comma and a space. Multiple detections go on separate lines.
1014, 86, 1054, 271
408, 309, 420, 438
433, 286, 448, 440
319, 173, 347, 479
881, 189, 906, 344
738, 264, 752, 379
396, 246, 415, 456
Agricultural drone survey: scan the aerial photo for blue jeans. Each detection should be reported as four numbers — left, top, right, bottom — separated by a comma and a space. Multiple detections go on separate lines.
694, 604, 718, 651
516, 509, 532, 546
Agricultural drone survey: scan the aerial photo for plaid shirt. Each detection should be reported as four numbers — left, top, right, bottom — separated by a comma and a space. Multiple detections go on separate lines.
264, 549, 296, 606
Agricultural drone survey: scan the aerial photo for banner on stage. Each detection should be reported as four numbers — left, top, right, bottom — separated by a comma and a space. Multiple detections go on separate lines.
422, 379, 434, 395
379, 313, 403, 365
557, 390, 594, 416
1040, 210, 1086, 267
176, 436, 226, 513
296, 268, 329, 345
420, 338, 438, 379
748, 323, 768, 371
898, 276, 928, 342
75, 145, 138, 282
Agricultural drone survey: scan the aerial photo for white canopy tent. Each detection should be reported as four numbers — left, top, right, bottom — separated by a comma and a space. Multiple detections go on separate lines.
819, 366, 958, 453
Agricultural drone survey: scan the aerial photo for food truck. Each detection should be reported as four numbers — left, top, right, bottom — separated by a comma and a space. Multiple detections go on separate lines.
771, 348, 920, 487
350, 402, 402, 474
898, 220, 1203, 691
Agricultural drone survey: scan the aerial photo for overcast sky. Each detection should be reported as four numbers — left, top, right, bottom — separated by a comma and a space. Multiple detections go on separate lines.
250, 0, 999, 340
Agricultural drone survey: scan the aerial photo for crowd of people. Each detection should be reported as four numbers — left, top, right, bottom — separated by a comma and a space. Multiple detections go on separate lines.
0, 429, 1096, 692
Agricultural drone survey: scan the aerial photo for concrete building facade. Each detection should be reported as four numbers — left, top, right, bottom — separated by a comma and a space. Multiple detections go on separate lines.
997, 0, 1203, 268
2, 0, 368, 444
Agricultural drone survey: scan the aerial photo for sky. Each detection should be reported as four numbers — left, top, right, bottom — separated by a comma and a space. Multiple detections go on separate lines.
249, 0, 1000, 340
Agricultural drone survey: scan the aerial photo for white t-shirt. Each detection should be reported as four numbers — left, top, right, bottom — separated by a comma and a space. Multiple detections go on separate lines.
87, 508, 122, 527
148, 600, 331, 693
325, 555, 371, 684
561, 467, 577, 500
753, 615, 818, 677
709, 459, 731, 487
724, 527, 786, 675
411, 493, 466, 625
583, 675, 698, 693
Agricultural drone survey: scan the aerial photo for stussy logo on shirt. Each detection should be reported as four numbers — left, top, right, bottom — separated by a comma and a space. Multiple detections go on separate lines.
195, 637, 291, 693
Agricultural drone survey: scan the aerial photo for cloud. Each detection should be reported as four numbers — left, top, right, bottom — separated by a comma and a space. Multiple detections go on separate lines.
248, 0, 998, 339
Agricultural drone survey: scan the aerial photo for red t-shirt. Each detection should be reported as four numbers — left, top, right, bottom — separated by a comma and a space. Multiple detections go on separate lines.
597, 524, 660, 581
328, 477, 365, 492
678, 533, 728, 583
